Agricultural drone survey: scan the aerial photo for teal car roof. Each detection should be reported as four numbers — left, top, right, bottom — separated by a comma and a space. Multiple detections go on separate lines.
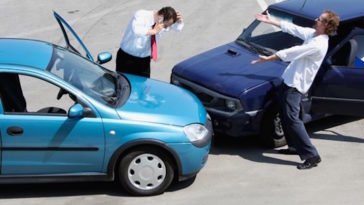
270, 0, 364, 22
0, 38, 53, 70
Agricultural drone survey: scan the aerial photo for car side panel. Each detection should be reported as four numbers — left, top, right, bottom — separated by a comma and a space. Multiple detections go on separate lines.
0, 114, 105, 175
167, 142, 210, 175
101, 119, 209, 175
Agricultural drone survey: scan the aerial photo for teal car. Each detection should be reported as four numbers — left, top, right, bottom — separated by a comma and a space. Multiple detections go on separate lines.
0, 12, 212, 196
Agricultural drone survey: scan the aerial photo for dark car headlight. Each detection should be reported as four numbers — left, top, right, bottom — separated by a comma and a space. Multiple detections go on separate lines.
225, 99, 243, 112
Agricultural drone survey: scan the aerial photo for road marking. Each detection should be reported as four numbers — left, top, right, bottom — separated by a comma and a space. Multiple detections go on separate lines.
4, 7, 116, 38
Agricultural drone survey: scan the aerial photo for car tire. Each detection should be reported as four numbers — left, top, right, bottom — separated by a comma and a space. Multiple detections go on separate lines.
118, 146, 174, 196
260, 108, 287, 148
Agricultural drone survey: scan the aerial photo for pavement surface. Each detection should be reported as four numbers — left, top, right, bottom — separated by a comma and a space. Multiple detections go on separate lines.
1, 0, 364, 204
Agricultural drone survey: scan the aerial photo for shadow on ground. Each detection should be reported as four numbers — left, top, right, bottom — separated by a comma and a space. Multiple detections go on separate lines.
308, 115, 364, 143
0, 176, 196, 199
210, 115, 363, 166
0, 181, 127, 198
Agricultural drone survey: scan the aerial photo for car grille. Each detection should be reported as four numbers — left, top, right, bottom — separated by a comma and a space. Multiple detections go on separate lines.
177, 83, 212, 104
171, 74, 241, 113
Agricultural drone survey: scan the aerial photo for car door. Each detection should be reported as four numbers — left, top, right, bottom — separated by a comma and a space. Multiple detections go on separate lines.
0, 72, 105, 175
311, 28, 364, 116
54, 11, 94, 61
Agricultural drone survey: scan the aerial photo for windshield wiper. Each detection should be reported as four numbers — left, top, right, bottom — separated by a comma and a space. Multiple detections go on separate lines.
253, 45, 273, 56
236, 39, 258, 54
237, 39, 274, 56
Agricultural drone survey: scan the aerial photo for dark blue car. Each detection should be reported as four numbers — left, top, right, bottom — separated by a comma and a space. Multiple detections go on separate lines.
171, 0, 364, 147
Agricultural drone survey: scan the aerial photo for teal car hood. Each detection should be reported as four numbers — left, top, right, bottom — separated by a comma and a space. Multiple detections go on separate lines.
116, 74, 207, 126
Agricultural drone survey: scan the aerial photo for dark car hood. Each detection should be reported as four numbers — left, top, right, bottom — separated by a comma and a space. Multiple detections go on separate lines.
173, 42, 286, 98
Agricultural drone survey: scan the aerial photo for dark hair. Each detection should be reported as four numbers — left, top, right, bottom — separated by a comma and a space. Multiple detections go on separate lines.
158, 6, 177, 23
322, 10, 340, 36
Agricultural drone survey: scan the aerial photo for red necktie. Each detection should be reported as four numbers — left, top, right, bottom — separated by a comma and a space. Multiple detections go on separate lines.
151, 34, 157, 62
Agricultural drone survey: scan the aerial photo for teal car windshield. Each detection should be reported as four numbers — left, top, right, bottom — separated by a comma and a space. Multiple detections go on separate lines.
47, 46, 123, 105
236, 9, 312, 55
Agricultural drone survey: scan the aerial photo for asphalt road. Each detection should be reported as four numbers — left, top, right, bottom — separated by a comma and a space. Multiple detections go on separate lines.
1, 0, 364, 204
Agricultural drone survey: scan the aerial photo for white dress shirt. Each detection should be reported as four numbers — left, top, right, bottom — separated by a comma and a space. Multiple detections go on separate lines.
120, 10, 184, 58
276, 21, 329, 94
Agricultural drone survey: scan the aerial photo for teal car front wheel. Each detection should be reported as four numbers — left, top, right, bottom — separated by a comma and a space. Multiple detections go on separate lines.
119, 147, 175, 196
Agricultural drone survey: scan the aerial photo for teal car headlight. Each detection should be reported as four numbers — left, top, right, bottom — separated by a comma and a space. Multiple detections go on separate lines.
184, 124, 210, 147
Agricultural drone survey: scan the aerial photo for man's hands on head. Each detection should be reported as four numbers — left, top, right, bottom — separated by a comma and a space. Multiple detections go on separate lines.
176, 11, 183, 23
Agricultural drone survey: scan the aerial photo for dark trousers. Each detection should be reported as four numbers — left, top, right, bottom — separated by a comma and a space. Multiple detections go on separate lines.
279, 83, 319, 160
116, 48, 151, 78
0, 73, 27, 112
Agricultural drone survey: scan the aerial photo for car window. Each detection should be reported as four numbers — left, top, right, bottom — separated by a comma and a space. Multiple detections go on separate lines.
237, 9, 312, 54
47, 46, 123, 105
353, 35, 364, 68
0, 73, 27, 112
331, 34, 364, 68
251, 10, 293, 38
0, 73, 75, 115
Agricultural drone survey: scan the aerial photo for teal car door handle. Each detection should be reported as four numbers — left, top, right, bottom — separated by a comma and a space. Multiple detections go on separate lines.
7, 126, 24, 136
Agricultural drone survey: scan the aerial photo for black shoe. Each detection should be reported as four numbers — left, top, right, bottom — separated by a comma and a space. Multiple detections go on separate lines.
297, 156, 321, 170
277, 148, 298, 155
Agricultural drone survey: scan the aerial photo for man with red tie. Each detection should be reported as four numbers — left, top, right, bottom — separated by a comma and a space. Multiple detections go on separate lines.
116, 7, 184, 78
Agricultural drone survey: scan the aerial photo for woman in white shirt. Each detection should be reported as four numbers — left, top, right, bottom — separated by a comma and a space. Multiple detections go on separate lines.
116, 7, 183, 78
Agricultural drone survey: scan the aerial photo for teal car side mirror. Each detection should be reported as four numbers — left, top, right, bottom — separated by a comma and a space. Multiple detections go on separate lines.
97, 52, 112, 64
68, 103, 84, 118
